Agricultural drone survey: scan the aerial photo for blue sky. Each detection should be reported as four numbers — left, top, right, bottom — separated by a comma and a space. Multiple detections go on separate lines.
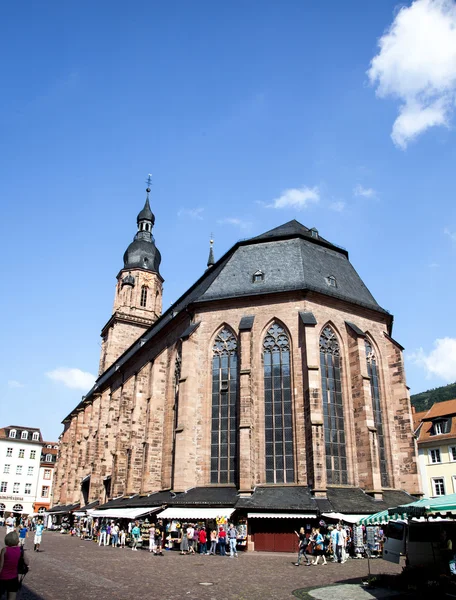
2, 0, 456, 440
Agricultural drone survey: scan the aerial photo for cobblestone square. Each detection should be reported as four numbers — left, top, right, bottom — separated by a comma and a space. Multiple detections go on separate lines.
7, 530, 404, 600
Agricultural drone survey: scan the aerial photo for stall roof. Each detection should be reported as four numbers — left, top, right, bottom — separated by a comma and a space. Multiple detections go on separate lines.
247, 512, 317, 519
389, 492, 456, 518
88, 506, 161, 519
236, 486, 317, 511
158, 507, 235, 520
167, 486, 238, 507
47, 502, 80, 514
321, 512, 365, 523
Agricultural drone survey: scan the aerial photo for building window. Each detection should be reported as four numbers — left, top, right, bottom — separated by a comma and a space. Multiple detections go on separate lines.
45, 454, 52, 462
432, 477, 445, 496
6, 448, 12, 457
24, 483, 32, 495
432, 419, 450, 435
140, 285, 148, 307
12, 504, 23, 512
21, 431, 28, 439
211, 328, 238, 484
30, 450, 36, 460
46, 445, 52, 449
365, 339, 389, 487
450, 447, 456, 461
326, 275, 337, 288
41, 486, 49, 498
44, 469, 51, 480
0, 482, 7, 493
27, 467, 34, 476
32, 432, 39, 441
264, 322, 295, 484
3, 465, 10, 474
16, 466, 22, 475
9, 430, 16, 439
320, 325, 347, 485
18, 449, 25, 459
252, 270, 264, 283
13, 483, 20, 494
429, 449, 441, 463
310, 228, 319, 239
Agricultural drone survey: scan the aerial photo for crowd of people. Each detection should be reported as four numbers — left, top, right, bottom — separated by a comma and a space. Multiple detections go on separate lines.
294, 524, 350, 566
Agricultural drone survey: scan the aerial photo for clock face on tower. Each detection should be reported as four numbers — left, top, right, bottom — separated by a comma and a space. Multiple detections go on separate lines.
142, 274, 154, 287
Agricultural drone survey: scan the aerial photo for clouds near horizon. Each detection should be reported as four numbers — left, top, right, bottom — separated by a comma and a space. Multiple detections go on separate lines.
267, 186, 320, 210
368, 0, 456, 148
409, 337, 456, 381
46, 368, 96, 391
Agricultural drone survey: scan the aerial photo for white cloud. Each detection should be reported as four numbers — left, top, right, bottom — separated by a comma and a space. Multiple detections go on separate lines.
217, 217, 252, 231
444, 227, 456, 242
8, 380, 24, 389
267, 186, 320, 210
368, 0, 456, 148
329, 201, 345, 212
409, 337, 456, 381
46, 367, 96, 390
177, 207, 204, 220
353, 184, 376, 198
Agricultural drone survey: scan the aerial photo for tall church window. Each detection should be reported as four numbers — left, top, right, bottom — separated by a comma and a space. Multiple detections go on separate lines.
171, 345, 182, 488
140, 286, 148, 307
211, 328, 238, 484
365, 339, 389, 487
264, 323, 294, 484
320, 326, 347, 484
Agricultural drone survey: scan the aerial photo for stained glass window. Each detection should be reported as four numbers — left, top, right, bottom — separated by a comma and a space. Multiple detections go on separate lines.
320, 326, 347, 484
211, 328, 238, 484
263, 323, 295, 484
365, 339, 389, 487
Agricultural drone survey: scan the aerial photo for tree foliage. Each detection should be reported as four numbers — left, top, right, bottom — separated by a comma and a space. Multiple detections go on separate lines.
411, 381, 456, 413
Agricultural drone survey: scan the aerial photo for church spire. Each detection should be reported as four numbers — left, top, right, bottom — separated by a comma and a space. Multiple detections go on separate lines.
207, 235, 215, 268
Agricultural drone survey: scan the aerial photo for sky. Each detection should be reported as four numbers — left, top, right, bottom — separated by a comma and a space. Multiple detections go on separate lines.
1, 0, 456, 440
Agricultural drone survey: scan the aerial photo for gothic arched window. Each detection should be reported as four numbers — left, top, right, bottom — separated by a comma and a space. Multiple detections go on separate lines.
320, 326, 347, 484
140, 286, 148, 307
365, 339, 389, 487
211, 328, 238, 484
264, 323, 295, 484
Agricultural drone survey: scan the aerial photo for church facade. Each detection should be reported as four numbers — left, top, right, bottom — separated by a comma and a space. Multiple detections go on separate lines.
53, 188, 421, 523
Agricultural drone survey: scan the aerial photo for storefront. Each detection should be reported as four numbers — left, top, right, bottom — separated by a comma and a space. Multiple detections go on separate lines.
246, 512, 317, 552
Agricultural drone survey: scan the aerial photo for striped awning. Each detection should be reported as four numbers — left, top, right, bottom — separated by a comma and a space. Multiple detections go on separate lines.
357, 510, 407, 525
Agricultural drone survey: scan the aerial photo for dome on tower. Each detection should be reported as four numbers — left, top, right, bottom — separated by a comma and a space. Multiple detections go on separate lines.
122, 189, 161, 274
137, 197, 155, 225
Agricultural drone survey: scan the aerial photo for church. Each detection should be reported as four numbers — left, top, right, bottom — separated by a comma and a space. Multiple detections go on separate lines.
52, 185, 422, 550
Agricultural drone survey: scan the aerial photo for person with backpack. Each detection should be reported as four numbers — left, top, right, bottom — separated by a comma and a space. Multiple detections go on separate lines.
0, 531, 29, 600
294, 527, 311, 566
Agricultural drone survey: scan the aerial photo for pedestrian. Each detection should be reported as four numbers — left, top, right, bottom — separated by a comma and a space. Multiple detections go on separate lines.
131, 522, 141, 551
312, 528, 327, 565
106, 523, 111, 546
111, 523, 119, 547
192, 526, 199, 554
5, 515, 15, 535
179, 524, 188, 555
119, 528, 126, 549
34, 520, 44, 553
18, 524, 28, 549
0, 530, 29, 600
186, 524, 195, 554
218, 526, 227, 556
228, 523, 238, 558
208, 529, 217, 555
294, 527, 311, 566
148, 524, 156, 553
154, 520, 164, 556
335, 524, 346, 563
198, 527, 207, 555
98, 523, 107, 546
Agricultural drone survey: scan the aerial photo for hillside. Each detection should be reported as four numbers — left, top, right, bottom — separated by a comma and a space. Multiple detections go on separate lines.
410, 381, 456, 413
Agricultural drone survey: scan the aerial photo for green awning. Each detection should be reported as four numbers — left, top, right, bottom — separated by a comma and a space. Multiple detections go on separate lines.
390, 492, 456, 518
358, 509, 407, 525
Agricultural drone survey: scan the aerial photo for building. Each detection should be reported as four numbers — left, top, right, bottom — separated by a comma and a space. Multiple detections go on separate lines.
415, 400, 456, 497
0, 426, 52, 516
34, 442, 59, 513
53, 187, 421, 548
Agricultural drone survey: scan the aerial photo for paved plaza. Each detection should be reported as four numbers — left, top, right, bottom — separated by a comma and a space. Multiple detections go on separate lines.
2, 530, 407, 600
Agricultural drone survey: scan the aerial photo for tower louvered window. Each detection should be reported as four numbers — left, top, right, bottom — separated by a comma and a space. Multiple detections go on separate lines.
140, 286, 148, 307
365, 339, 389, 487
211, 328, 238, 484
320, 326, 347, 484
264, 323, 295, 484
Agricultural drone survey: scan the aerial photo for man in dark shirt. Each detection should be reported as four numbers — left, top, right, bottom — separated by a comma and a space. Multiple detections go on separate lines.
154, 519, 164, 555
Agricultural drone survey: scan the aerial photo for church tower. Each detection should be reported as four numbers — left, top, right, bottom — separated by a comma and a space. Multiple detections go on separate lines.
98, 183, 163, 375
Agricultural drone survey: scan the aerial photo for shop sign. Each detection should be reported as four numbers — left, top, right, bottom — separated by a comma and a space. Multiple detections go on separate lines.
0, 495, 24, 501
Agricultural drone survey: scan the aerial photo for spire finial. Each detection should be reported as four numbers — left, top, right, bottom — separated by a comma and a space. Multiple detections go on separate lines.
207, 233, 215, 268
145, 174, 152, 199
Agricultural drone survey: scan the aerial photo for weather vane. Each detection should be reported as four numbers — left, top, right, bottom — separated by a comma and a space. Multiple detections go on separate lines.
146, 174, 152, 191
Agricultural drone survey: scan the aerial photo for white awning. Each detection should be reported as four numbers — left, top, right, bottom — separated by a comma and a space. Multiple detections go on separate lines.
247, 512, 317, 519
87, 506, 161, 519
158, 507, 235, 520
322, 513, 365, 523
72, 511, 87, 517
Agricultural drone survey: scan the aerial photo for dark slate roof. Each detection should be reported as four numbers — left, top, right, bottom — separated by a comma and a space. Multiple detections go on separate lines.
97, 491, 173, 510
79, 500, 99, 511
250, 221, 331, 245
137, 197, 155, 224
382, 490, 417, 508
324, 487, 418, 515
167, 487, 239, 507
180, 321, 200, 340
239, 315, 255, 331
346, 322, 365, 336
299, 311, 317, 326
48, 502, 80, 514
236, 486, 317, 511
